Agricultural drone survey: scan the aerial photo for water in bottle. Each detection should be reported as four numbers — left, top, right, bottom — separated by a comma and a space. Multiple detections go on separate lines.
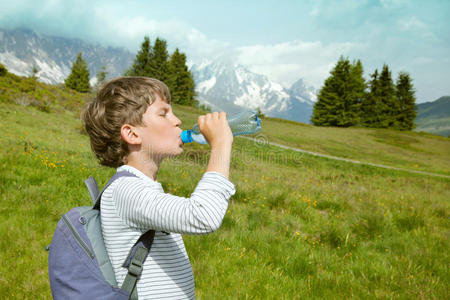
181, 110, 262, 144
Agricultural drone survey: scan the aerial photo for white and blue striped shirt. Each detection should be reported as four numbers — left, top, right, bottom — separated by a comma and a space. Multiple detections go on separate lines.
101, 165, 236, 299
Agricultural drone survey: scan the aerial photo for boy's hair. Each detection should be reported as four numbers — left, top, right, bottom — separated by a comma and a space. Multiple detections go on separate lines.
81, 76, 171, 168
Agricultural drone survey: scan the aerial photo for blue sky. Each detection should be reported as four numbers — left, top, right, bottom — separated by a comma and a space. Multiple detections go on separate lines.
1, 0, 449, 103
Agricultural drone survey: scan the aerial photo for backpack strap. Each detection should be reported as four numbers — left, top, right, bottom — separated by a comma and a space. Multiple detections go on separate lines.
93, 171, 137, 210
84, 176, 100, 205
121, 229, 156, 299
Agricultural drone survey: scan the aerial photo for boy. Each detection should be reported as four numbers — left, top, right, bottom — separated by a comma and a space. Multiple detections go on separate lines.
81, 76, 235, 299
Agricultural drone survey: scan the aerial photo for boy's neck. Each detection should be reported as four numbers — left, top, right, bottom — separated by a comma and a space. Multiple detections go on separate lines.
125, 154, 161, 181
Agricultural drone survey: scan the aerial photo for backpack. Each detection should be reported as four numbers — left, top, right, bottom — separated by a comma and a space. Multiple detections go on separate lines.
48, 171, 155, 300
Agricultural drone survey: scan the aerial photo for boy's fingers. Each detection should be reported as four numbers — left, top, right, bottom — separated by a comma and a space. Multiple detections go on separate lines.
205, 113, 212, 123
199, 112, 227, 130
198, 115, 205, 127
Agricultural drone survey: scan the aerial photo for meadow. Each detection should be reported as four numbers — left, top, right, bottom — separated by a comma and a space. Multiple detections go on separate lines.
0, 76, 449, 299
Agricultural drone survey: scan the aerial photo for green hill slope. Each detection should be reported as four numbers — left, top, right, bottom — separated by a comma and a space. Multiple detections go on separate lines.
415, 96, 450, 137
1, 74, 449, 298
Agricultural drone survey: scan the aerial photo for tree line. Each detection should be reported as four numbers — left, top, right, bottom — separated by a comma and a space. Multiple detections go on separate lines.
312, 56, 417, 130
64, 36, 197, 107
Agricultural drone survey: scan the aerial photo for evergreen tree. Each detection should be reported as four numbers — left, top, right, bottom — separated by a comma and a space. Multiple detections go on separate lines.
167, 48, 196, 106
395, 72, 417, 130
348, 59, 366, 126
0, 63, 7, 76
95, 65, 108, 90
361, 69, 382, 127
32, 65, 38, 79
312, 56, 360, 127
125, 36, 153, 76
124, 37, 199, 108
149, 37, 170, 82
65, 52, 90, 93
377, 64, 399, 128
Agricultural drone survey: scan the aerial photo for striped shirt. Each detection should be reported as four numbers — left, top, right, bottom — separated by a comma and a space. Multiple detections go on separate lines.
101, 165, 236, 299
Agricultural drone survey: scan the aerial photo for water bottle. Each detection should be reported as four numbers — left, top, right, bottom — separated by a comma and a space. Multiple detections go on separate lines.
181, 110, 262, 144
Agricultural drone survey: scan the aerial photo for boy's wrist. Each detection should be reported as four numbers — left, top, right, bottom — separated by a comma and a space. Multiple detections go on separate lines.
210, 141, 233, 151
207, 145, 232, 179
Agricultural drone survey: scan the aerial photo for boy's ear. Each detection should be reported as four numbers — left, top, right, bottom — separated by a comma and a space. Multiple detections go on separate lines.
120, 124, 141, 145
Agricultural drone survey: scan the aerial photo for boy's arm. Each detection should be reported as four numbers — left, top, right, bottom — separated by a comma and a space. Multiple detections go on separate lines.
206, 146, 232, 179
112, 173, 235, 235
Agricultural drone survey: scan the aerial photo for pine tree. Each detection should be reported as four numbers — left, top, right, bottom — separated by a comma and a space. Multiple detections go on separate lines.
149, 37, 169, 82
377, 64, 399, 128
348, 59, 366, 126
124, 37, 199, 108
361, 69, 382, 127
395, 72, 417, 130
167, 48, 196, 106
124, 36, 153, 76
32, 65, 38, 79
0, 63, 7, 76
95, 65, 108, 90
65, 52, 90, 93
312, 56, 359, 127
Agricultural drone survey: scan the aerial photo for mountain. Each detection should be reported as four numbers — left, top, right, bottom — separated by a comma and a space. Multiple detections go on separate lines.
415, 96, 450, 137
0, 28, 134, 85
191, 59, 317, 123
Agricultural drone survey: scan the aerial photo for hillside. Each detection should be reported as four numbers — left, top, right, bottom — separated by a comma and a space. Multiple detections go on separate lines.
1, 74, 449, 298
415, 96, 450, 137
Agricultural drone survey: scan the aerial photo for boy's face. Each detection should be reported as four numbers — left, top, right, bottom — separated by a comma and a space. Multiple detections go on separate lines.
135, 95, 184, 160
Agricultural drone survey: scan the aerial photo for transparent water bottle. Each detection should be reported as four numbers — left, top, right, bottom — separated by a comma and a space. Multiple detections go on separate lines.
181, 110, 262, 144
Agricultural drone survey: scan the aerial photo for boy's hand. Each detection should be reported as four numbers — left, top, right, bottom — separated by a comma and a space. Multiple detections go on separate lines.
198, 112, 233, 149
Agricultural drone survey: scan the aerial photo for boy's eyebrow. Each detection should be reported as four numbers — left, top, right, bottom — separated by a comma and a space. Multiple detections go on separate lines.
158, 104, 171, 112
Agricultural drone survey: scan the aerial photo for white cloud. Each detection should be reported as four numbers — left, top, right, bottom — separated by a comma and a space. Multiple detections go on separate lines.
380, 0, 409, 9
90, 9, 230, 62
398, 16, 427, 31
309, 7, 319, 16
236, 40, 364, 89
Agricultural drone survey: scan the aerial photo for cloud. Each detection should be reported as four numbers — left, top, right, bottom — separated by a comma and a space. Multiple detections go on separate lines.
96, 13, 230, 60
236, 40, 364, 89
309, 7, 319, 16
0, 0, 229, 61
398, 16, 427, 31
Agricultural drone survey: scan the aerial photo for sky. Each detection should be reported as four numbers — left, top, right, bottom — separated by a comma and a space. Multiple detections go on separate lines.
0, 0, 449, 103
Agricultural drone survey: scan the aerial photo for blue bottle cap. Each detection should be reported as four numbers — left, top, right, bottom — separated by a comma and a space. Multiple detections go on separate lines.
255, 114, 261, 129
181, 130, 193, 143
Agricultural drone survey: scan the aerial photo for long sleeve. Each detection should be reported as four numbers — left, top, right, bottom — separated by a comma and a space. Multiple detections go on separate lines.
112, 171, 236, 235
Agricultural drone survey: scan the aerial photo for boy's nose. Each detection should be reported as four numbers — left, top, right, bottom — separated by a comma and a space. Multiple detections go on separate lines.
174, 116, 182, 127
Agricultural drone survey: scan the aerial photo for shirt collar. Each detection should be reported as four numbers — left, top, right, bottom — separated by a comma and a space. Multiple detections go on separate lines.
116, 165, 162, 189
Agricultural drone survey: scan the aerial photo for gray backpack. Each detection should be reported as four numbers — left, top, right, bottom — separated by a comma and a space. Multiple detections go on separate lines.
48, 171, 155, 299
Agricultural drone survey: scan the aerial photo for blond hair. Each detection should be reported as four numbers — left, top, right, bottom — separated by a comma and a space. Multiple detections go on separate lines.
81, 76, 171, 168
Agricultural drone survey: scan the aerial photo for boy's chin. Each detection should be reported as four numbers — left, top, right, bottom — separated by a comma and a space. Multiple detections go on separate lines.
167, 148, 184, 158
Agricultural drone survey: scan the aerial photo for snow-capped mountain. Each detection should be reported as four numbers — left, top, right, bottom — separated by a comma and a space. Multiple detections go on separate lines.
0, 28, 134, 85
191, 59, 317, 123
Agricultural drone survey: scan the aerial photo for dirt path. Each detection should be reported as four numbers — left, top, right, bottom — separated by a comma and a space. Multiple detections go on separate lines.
241, 136, 450, 179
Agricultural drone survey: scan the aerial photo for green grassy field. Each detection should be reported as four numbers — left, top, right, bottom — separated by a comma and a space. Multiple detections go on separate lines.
0, 76, 449, 299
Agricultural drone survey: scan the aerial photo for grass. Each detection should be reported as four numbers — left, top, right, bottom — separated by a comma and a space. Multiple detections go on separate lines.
0, 74, 449, 299
260, 116, 450, 176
